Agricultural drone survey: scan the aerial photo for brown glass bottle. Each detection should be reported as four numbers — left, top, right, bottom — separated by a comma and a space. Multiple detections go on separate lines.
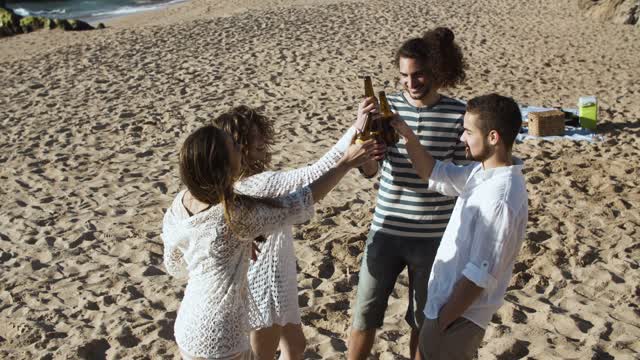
378, 91, 399, 145
364, 75, 375, 99
356, 76, 382, 144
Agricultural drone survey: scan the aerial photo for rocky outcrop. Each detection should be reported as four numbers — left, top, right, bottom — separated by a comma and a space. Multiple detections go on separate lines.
0, 6, 104, 38
578, 0, 639, 26
0, 6, 21, 36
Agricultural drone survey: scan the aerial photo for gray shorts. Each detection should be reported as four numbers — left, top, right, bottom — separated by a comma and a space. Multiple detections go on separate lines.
351, 230, 439, 330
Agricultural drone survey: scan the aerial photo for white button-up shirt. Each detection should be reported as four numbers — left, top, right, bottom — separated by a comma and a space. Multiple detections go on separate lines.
424, 159, 528, 329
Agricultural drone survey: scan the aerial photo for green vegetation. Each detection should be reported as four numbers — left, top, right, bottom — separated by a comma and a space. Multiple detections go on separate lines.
1, 5, 103, 38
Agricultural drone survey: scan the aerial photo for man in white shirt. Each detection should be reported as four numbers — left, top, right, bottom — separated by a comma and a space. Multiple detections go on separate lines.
391, 93, 528, 359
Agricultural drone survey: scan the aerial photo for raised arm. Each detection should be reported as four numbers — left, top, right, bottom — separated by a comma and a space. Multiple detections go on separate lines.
390, 116, 436, 181
355, 96, 381, 178
235, 127, 357, 198
233, 139, 384, 239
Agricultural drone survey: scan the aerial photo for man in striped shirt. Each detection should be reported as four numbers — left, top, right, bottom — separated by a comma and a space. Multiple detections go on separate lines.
348, 27, 469, 360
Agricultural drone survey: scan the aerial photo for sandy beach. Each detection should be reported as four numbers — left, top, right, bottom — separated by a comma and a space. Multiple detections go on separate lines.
1, 0, 639, 358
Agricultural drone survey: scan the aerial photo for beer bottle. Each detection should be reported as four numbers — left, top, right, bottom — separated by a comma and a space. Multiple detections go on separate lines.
356, 76, 382, 144
378, 91, 399, 145
364, 75, 375, 99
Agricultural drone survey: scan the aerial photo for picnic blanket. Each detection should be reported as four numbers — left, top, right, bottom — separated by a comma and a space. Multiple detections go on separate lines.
517, 106, 603, 143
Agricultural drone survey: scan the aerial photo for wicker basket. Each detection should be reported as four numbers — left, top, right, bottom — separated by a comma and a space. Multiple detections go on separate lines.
528, 110, 565, 137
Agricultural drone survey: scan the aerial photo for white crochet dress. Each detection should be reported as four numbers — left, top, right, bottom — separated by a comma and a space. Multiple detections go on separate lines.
236, 127, 355, 329
162, 187, 315, 359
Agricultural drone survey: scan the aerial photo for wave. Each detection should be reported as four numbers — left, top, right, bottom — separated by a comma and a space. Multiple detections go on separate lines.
91, 0, 185, 18
13, 8, 67, 17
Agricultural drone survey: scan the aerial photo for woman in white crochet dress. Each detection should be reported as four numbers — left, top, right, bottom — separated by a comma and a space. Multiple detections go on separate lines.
214, 106, 366, 360
162, 124, 382, 360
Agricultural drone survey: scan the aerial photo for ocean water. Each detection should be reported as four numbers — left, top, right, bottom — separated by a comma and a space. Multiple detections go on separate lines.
5, 0, 187, 22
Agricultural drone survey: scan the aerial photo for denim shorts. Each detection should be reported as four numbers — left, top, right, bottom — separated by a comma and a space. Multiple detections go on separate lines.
351, 230, 440, 330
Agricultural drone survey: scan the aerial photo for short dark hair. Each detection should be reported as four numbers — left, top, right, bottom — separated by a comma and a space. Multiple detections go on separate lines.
394, 27, 466, 89
466, 94, 522, 150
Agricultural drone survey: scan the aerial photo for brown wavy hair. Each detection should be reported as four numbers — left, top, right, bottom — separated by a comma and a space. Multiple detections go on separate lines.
394, 27, 467, 89
213, 105, 275, 176
179, 125, 237, 224
179, 125, 278, 240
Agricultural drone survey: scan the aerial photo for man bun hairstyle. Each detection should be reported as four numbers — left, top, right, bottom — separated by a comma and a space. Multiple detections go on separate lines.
427, 26, 455, 47
466, 93, 522, 150
394, 26, 467, 89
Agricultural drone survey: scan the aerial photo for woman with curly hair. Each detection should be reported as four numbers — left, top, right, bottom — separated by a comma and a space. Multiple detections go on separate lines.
162, 124, 383, 360
214, 105, 370, 360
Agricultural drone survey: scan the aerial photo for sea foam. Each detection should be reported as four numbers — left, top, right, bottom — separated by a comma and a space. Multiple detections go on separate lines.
13, 7, 67, 17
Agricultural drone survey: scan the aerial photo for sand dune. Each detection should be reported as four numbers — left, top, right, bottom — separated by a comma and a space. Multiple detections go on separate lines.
0, 0, 639, 358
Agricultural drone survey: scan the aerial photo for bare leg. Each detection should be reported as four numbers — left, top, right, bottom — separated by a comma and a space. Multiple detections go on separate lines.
251, 325, 282, 360
278, 323, 305, 360
347, 328, 376, 360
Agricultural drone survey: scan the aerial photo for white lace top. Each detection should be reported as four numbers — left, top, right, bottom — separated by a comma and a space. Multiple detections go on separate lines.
236, 127, 354, 329
162, 187, 314, 358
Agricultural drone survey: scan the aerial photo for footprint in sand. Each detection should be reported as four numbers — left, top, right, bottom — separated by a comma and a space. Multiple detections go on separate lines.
0, 251, 12, 263
494, 338, 530, 360
333, 278, 353, 293
152, 181, 168, 194
330, 337, 347, 352
510, 308, 528, 324
508, 271, 533, 291
115, 329, 140, 349
68, 231, 96, 249
569, 314, 594, 334
298, 293, 310, 308
156, 318, 175, 341
142, 265, 165, 277
317, 260, 335, 279
123, 285, 145, 301
77, 338, 110, 360
30, 259, 49, 271
527, 230, 552, 243
326, 299, 350, 312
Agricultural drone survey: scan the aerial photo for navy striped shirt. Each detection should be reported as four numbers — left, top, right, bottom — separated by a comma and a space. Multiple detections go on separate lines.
371, 93, 468, 240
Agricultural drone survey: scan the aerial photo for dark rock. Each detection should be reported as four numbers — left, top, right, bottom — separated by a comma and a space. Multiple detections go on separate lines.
67, 19, 93, 31
0, 6, 22, 37
0, 5, 94, 38
53, 18, 71, 30
97, 22, 106, 29
19, 16, 45, 33
43, 17, 56, 30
